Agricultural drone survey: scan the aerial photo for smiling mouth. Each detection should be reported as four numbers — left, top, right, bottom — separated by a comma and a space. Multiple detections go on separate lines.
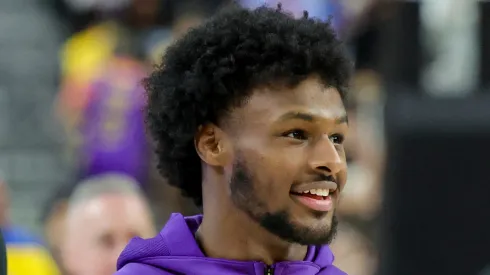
290, 189, 331, 200
290, 189, 335, 212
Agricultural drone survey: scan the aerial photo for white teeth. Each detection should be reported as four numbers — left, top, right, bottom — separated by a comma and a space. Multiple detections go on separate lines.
304, 189, 330, 196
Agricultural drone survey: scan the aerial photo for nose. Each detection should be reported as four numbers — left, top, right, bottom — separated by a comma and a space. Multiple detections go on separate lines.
308, 136, 345, 175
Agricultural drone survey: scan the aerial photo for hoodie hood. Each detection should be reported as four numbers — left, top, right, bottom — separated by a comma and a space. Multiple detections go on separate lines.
116, 213, 346, 275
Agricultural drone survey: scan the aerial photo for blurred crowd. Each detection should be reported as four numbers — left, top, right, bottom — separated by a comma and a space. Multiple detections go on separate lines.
0, 0, 396, 275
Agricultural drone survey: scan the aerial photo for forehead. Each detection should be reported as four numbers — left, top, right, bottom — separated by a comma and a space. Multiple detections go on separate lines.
68, 194, 151, 235
232, 76, 345, 124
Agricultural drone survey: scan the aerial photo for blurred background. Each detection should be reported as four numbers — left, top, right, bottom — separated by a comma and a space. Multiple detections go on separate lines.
1, 0, 489, 275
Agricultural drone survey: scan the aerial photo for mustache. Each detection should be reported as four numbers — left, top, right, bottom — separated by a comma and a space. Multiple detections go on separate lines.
294, 174, 337, 185
312, 174, 336, 183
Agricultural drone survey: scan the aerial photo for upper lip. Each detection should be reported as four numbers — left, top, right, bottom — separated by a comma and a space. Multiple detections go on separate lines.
290, 181, 338, 194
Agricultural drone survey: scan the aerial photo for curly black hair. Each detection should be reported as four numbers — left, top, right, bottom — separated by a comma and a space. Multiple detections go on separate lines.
145, 4, 352, 206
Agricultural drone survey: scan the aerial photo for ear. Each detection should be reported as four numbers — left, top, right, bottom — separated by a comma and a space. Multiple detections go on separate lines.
194, 124, 231, 166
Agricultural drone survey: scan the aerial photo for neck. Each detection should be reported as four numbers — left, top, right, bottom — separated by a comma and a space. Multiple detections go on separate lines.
198, 178, 307, 265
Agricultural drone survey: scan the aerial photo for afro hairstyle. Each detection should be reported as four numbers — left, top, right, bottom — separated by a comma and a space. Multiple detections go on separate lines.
145, 3, 353, 206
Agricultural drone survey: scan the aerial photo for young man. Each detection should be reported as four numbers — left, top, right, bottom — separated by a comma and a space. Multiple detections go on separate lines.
116, 4, 352, 275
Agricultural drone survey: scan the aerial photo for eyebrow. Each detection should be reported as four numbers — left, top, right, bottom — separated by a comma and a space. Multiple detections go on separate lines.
278, 111, 348, 125
335, 115, 349, 125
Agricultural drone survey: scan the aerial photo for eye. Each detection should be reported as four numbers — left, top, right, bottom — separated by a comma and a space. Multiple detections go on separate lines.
98, 233, 116, 249
330, 133, 345, 145
283, 129, 308, 140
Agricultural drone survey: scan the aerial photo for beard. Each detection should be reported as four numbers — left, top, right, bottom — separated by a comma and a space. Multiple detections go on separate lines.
229, 156, 338, 246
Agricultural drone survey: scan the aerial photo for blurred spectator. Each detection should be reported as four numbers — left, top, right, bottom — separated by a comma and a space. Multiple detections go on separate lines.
329, 101, 381, 275
0, 181, 59, 275
40, 182, 78, 274
77, 57, 150, 185
330, 223, 377, 275
53, 0, 214, 225
61, 173, 155, 275
55, 0, 171, 156
338, 97, 382, 220
327, 4, 389, 270
330, 51, 385, 275
55, 1, 215, 188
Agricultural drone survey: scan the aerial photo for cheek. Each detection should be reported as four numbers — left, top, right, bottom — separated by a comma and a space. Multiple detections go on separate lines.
125, 212, 155, 237
237, 142, 305, 201
87, 253, 114, 275
253, 155, 300, 204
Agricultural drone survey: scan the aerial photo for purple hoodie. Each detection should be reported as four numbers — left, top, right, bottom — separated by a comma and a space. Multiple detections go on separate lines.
116, 213, 347, 275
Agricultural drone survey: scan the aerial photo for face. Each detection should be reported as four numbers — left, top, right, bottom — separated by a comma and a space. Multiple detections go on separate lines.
63, 194, 155, 275
223, 76, 348, 245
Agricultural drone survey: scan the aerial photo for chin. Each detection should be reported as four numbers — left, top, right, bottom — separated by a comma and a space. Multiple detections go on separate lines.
291, 202, 335, 224
267, 209, 338, 246
296, 216, 334, 234
289, 223, 337, 245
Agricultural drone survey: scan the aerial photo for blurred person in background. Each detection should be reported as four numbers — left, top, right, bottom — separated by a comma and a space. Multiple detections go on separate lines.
329, 223, 376, 275
55, 0, 217, 224
40, 182, 78, 275
61, 173, 155, 275
77, 57, 150, 185
55, 0, 216, 189
328, 97, 382, 275
54, 0, 168, 166
328, 99, 382, 275
116, 3, 352, 275
327, 2, 388, 272
0, 180, 59, 275
337, 73, 383, 221
55, 0, 215, 139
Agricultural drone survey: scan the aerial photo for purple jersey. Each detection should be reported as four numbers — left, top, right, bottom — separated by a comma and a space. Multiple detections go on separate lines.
79, 57, 149, 186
